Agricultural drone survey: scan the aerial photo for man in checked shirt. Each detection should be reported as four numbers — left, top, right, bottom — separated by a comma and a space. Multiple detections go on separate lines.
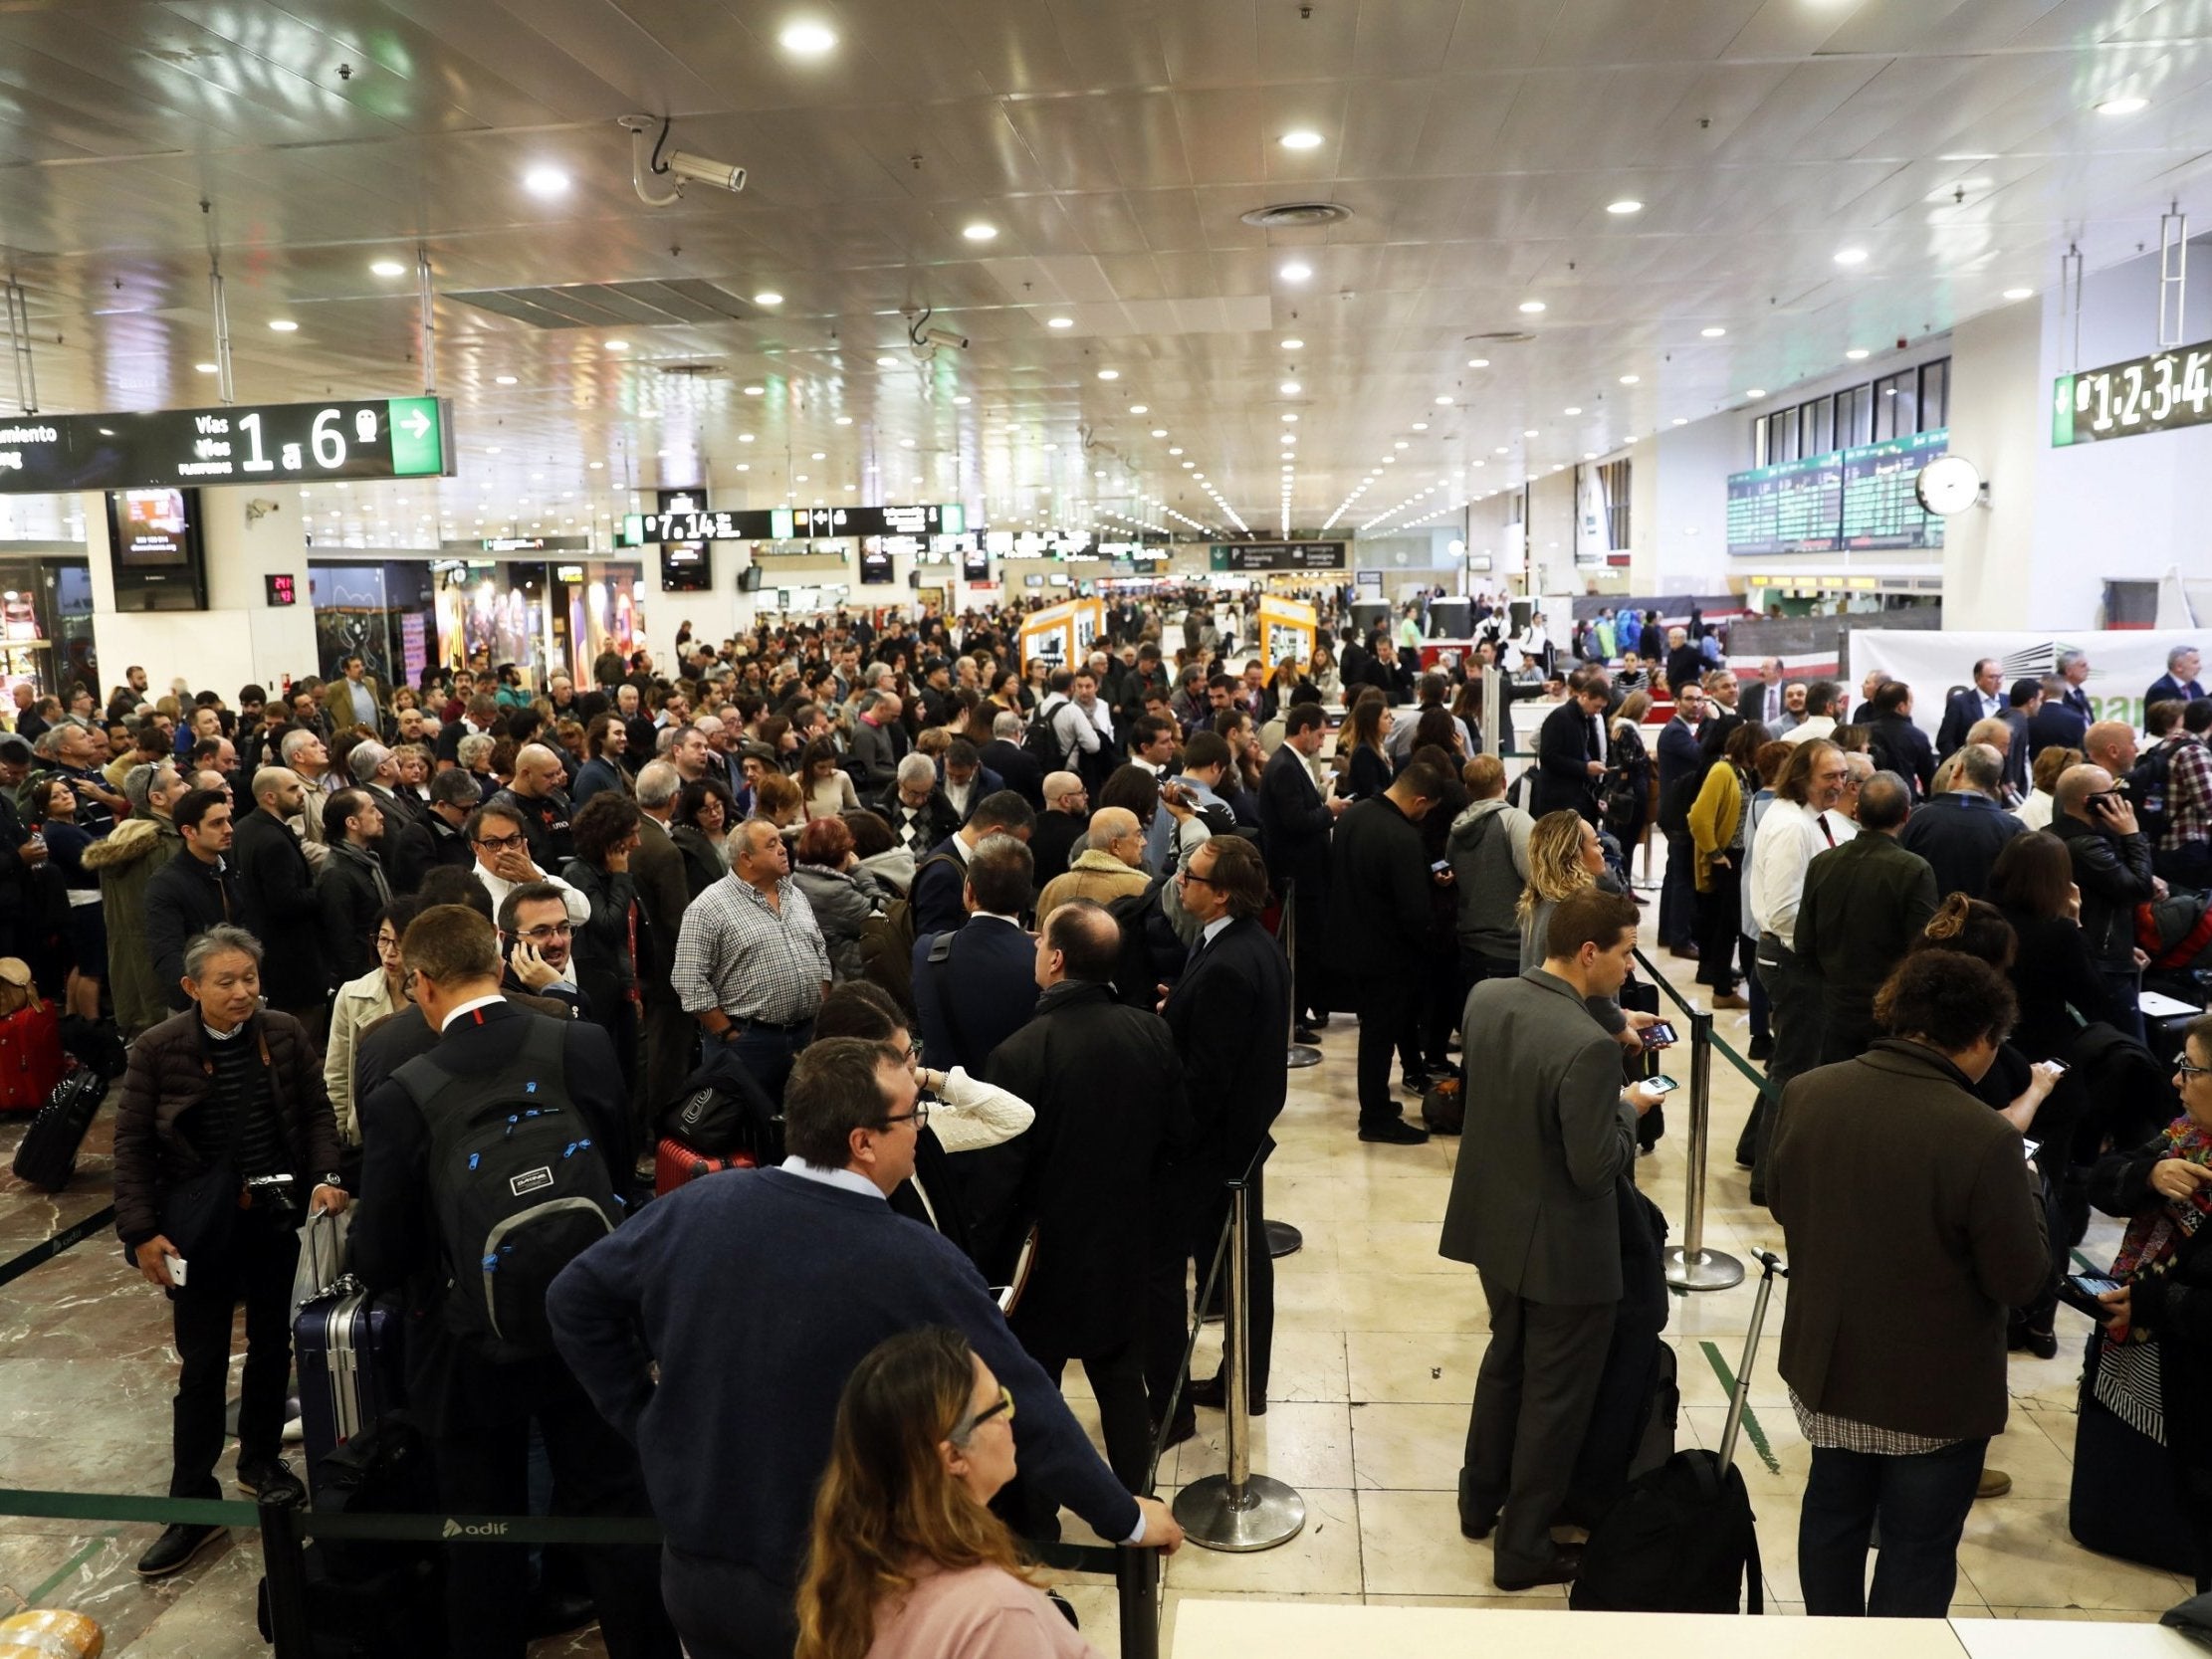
672, 817, 832, 1100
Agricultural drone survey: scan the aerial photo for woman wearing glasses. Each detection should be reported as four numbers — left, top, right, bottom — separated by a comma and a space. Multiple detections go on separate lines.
325, 896, 420, 1172
796, 1326, 1098, 1659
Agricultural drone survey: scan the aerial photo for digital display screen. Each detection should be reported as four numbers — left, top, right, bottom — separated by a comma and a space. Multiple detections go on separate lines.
1208, 541, 1346, 571
1725, 454, 1842, 556
859, 538, 894, 585
0, 398, 450, 494
658, 541, 713, 592
1727, 428, 1947, 555
265, 572, 298, 606
1841, 431, 1947, 550
111, 488, 195, 566
2055, 343, 2212, 446
963, 548, 991, 582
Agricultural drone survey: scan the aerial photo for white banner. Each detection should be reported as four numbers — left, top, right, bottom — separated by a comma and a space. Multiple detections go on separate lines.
1848, 628, 2206, 737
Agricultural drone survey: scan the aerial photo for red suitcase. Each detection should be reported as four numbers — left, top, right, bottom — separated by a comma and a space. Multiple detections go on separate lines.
0, 1000, 64, 1113
654, 1137, 756, 1196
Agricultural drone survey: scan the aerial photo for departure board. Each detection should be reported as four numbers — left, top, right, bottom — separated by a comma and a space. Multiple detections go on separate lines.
1841, 430, 1948, 550
1724, 453, 1842, 556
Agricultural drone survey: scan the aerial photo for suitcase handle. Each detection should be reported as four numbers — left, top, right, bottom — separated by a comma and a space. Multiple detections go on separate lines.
1714, 1251, 1788, 1475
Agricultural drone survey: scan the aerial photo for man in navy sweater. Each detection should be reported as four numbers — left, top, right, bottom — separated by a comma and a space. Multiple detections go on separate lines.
548, 1036, 1182, 1659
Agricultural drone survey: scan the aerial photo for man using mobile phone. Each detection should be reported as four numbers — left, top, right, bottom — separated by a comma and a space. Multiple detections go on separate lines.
2052, 764, 2157, 1042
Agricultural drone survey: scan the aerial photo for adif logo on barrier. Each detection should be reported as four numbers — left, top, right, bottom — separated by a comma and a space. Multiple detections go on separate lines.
442, 1518, 510, 1539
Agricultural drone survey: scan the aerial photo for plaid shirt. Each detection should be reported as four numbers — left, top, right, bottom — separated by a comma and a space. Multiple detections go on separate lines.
2161, 734, 2212, 852
1791, 1389, 1960, 1456
671, 874, 830, 1025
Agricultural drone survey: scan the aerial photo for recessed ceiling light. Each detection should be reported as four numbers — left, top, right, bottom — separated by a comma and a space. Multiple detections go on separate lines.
1700, 326, 1726, 338
1494, 446, 1509, 455
1151, 428, 1167, 438
1523, 428, 1538, 437
2003, 286, 2035, 301
875, 355, 899, 367
1281, 413, 1298, 423
1671, 417, 1687, 426
962, 223, 997, 242
604, 338, 628, 351
1045, 316, 1074, 329
1834, 247, 1869, 266
370, 260, 406, 278
739, 433, 755, 443
1280, 338, 1303, 350
589, 460, 604, 469
753, 291, 783, 306
1518, 300, 1546, 313
485, 446, 501, 455
744, 384, 765, 395
1168, 446, 1184, 455
1607, 199, 1644, 215
1619, 374, 1640, 385
779, 21, 837, 55
1394, 441, 1409, 450
1279, 129, 1324, 150
953, 394, 972, 404
810, 451, 826, 460
268, 318, 298, 332
794, 474, 808, 483
1845, 347, 1870, 360
1435, 395, 1453, 405
194, 362, 218, 373
1746, 388, 1767, 398
1279, 262, 1313, 284
1564, 405, 1582, 415
494, 374, 518, 385
1127, 403, 1149, 415
1097, 369, 1119, 380
2096, 95, 2147, 115
1411, 421, 1428, 431
524, 165, 569, 198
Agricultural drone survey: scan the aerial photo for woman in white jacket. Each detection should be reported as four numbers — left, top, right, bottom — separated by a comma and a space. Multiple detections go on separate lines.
325, 895, 417, 1162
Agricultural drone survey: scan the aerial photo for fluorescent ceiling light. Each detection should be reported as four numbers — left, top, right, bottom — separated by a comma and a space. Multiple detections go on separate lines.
779, 22, 837, 55
962, 223, 997, 242
1834, 247, 1869, 266
2003, 287, 2035, 301
1606, 199, 1643, 215
2096, 95, 2147, 115
1046, 316, 1073, 328
604, 339, 629, 351
1619, 373, 1640, 384
268, 318, 298, 331
1518, 300, 1546, 313
753, 291, 782, 306
369, 260, 406, 278
1280, 338, 1303, 350
1279, 130, 1324, 150
1700, 326, 1726, 338
523, 166, 569, 198
1279, 262, 1312, 283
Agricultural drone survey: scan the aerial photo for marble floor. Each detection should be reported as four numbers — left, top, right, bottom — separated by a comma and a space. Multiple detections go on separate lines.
0, 909, 2187, 1656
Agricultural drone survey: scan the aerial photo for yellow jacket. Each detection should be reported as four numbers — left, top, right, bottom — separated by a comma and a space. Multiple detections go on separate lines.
1685, 762, 1742, 895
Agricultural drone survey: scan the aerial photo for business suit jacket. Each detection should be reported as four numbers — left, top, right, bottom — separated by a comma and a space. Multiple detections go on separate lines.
1530, 700, 1599, 821
321, 675, 388, 734
2146, 674, 2207, 713
911, 915, 1036, 1075
981, 738, 1044, 807
1866, 713, 1935, 797
366, 783, 435, 895
350, 1001, 630, 1436
1257, 742, 1332, 896
2026, 700, 2089, 758
1794, 833, 1938, 1017
1894, 791, 2025, 902
1935, 687, 1996, 758
1160, 918, 1289, 1187
630, 816, 690, 1008
1324, 794, 1434, 974
233, 805, 327, 1003
1654, 716, 1702, 824
1440, 969, 1637, 1305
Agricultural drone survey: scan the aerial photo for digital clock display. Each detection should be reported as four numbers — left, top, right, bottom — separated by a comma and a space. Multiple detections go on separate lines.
264, 572, 298, 606
2054, 343, 2212, 446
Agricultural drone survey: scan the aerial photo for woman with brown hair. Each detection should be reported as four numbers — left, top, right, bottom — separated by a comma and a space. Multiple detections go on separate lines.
1340, 688, 1393, 800
795, 1327, 1100, 1659
801, 736, 863, 820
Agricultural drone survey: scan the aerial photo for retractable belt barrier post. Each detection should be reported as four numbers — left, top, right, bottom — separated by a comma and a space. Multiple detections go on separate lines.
1631, 950, 1746, 1294
1172, 1175, 1306, 1553
1279, 880, 1321, 1072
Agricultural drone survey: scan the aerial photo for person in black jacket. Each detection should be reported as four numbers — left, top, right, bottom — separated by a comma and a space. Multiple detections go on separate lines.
234, 766, 330, 1038
910, 835, 1036, 1075
987, 901, 1190, 1528
2053, 763, 2159, 1043
562, 793, 644, 1103
1896, 745, 2025, 902
1864, 681, 1936, 797
317, 789, 391, 990
980, 709, 1045, 807
348, 740, 435, 895
145, 789, 244, 1009
1146, 836, 1290, 1435
1529, 674, 1610, 822
349, 905, 671, 1659
907, 790, 1034, 942
1325, 758, 1450, 1144
1935, 660, 2006, 759
1258, 704, 1347, 1037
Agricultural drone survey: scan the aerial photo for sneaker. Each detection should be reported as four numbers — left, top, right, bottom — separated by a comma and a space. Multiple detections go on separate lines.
1402, 1070, 1436, 1095
1976, 1468, 2012, 1500
235, 1456, 307, 1505
1360, 1118, 1431, 1145
135, 1523, 225, 1579
281, 1415, 304, 1445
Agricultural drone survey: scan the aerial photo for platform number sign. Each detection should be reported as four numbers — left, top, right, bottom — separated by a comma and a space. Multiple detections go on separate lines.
2054, 344, 2212, 446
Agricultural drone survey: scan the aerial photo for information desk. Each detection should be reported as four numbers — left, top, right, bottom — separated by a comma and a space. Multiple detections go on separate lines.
1170, 1601, 2193, 1659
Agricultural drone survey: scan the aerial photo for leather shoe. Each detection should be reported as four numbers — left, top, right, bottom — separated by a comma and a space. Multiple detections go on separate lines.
1747, 1035, 1774, 1061
1360, 1118, 1431, 1145
235, 1456, 306, 1506
1669, 941, 1701, 960
1155, 1413, 1197, 1450
1711, 993, 1749, 1010
1186, 1373, 1267, 1416
525, 1585, 599, 1640
1976, 1467, 2011, 1500
135, 1523, 224, 1579
1459, 1511, 1498, 1541
1494, 1548, 1582, 1591
1294, 1025, 1322, 1045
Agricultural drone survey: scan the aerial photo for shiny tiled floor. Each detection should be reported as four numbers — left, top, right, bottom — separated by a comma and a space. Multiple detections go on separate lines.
0, 905, 2188, 1654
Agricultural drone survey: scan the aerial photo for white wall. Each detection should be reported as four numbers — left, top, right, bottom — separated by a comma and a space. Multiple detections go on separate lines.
1940, 298, 2045, 628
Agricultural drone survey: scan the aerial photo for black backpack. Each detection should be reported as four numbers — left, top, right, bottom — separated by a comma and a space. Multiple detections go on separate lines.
1568, 1447, 1762, 1614
1022, 696, 1071, 770
2128, 741, 2180, 849
1106, 872, 1185, 1009
394, 1015, 620, 1364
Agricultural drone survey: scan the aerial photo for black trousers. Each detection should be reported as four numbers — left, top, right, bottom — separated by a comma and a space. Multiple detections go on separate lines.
169, 1210, 299, 1500
429, 1356, 677, 1659
640, 997, 696, 1136
1694, 864, 1742, 992
1354, 972, 1423, 1127
1286, 889, 1328, 1021
1419, 937, 1460, 1070
1145, 1165, 1272, 1421
1001, 1339, 1154, 1536
660, 1551, 795, 1659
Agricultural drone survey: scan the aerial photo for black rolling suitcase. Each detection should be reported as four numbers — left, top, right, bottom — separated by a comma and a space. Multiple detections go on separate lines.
292, 1213, 405, 1498
8, 1063, 108, 1191
1570, 1250, 1782, 1614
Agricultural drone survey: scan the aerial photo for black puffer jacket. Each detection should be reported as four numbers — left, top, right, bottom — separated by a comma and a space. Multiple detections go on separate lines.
111, 1007, 341, 1249
2053, 812, 2156, 970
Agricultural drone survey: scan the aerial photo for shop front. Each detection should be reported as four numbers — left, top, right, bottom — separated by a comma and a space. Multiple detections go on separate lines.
0, 552, 97, 702
308, 559, 437, 692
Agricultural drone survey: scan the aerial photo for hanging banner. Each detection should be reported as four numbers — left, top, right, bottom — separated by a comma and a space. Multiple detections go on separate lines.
1017, 598, 1105, 670
1257, 594, 1317, 666
1848, 629, 2204, 735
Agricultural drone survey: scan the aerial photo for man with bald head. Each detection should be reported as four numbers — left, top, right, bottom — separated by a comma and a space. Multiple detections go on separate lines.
2054, 763, 2157, 1041
1037, 806, 1151, 919
1029, 770, 1090, 889
490, 740, 576, 869
234, 765, 330, 1034
1796, 771, 1938, 1063
2084, 719, 2138, 782
1898, 743, 2024, 903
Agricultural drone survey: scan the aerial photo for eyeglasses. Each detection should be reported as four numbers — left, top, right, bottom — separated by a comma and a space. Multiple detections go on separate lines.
374, 933, 401, 953
880, 1100, 932, 1131
2180, 1059, 2212, 1082
514, 923, 572, 944
473, 831, 527, 853
952, 1384, 1015, 1445
1176, 867, 1221, 888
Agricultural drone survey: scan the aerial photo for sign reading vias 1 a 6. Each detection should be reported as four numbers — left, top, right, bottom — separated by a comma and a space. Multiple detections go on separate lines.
0, 397, 452, 494
2054, 344, 2212, 446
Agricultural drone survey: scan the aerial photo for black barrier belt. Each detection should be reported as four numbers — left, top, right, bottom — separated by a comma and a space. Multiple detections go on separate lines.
1630, 947, 1703, 1020
0, 1204, 119, 1293
1631, 948, 1781, 1102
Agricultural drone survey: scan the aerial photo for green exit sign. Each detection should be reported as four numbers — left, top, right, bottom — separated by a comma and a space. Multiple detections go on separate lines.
386, 397, 444, 476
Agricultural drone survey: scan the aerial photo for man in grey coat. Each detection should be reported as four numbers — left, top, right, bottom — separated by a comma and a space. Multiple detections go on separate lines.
1439, 888, 1664, 1590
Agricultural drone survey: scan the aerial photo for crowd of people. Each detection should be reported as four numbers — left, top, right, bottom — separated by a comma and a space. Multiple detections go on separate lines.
31, 597, 2212, 1647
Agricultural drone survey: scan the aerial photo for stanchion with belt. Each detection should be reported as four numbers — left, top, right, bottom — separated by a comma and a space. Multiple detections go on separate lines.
1278, 879, 1321, 1071
1630, 948, 1745, 1294
1172, 1175, 1306, 1552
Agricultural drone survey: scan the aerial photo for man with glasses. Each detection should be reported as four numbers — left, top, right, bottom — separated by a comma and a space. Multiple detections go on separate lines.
550, 1035, 1182, 1659
673, 819, 831, 1102
466, 801, 588, 928
497, 882, 584, 1017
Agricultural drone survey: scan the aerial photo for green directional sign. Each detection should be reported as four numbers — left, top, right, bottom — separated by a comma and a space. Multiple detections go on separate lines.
387, 397, 445, 476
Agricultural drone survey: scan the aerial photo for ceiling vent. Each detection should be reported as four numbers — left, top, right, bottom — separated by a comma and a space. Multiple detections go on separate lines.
1239, 202, 1353, 229
1467, 330, 1536, 344
659, 362, 723, 377
449, 279, 765, 329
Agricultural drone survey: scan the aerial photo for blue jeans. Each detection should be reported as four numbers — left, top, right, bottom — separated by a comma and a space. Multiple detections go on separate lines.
1799, 1437, 1987, 1616
730, 1020, 812, 1102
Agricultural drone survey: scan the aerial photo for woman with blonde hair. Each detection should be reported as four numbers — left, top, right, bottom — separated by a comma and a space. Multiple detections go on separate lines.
796, 1327, 1100, 1659
1516, 808, 1609, 971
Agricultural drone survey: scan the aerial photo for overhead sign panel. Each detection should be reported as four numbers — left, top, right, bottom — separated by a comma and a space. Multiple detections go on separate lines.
619, 503, 966, 544
1208, 541, 1346, 570
0, 397, 451, 494
2054, 343, 2212, 446
1726, 428, 1946, 555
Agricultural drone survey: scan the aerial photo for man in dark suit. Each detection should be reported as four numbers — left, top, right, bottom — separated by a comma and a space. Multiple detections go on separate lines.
234, 765, 330, 1039
350, 905, 673, 1659
2025, 672, 2089, 758
981, 709, 1044, 807
1529, 674, 1610, 822
1999, 678, 2041, 802
907, 790, 1035, 941
1862, 681, 1936, 797
1655, 681, 1707, 955
2054, 648, 2095, 726
1258, 705, 1347, 1039
985, 901, 1190, 1524
1027, 771, 1089, 889
631, 760, 696, 1133
911, 836, 1037, 1076
1935, 659, 2005, 759
1441, 889, 1663, 1591
2144, 644, 2206, 714
1662, 628, 1703, 698
1895, 744, 2025, 901
1794, 773, 1938, 1062
937, 738, 1003, 826
1147, 836, 1290, 1436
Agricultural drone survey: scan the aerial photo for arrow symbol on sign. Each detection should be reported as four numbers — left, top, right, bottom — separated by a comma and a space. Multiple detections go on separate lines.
401, 409, 431, 439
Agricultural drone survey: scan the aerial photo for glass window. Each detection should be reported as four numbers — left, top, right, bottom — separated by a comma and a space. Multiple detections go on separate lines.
1769, 410, 1798, 464
1600, 459, 1632, 550
1752, 417, 1768, 468
1836, 384, 1872, 447
1873, 372, 1917, 441
1918, 358, 1948, 430
1803, 398, 1834, 456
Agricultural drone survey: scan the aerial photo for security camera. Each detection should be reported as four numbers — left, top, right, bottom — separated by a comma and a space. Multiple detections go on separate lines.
618, 114, 747, 206
244, 499, 281, 523
920, 327, 969, 351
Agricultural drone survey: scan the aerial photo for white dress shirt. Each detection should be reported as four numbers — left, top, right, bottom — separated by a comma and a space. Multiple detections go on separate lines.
1746, 798, 1856, 950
